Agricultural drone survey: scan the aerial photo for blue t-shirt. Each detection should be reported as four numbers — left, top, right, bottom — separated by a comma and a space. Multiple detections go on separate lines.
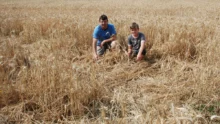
93, 24, 116, 46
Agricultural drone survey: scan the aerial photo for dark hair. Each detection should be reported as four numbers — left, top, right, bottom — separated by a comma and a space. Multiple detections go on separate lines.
99, 14, 108, 21
130, 22, 139, 29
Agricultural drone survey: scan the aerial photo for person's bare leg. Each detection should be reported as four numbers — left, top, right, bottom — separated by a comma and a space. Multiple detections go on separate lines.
110, 40, 118, 52
111, 40, 116, 48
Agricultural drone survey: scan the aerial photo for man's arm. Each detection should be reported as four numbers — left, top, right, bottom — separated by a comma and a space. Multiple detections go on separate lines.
101, 34, 116, 47
93, 38, 98, 60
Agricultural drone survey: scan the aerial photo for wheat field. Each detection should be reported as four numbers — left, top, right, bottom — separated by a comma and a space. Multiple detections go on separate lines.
0, 0, 220, 123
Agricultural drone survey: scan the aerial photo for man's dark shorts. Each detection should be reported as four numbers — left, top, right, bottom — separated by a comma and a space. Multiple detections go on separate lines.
97, 42, 112, 55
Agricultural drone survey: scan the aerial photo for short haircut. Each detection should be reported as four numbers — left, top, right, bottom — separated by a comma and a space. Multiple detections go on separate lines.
130, 22, 139, 29
99, 14, 108, 21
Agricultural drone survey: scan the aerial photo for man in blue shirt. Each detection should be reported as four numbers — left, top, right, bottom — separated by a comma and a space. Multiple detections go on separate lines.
92, 14, 117, 60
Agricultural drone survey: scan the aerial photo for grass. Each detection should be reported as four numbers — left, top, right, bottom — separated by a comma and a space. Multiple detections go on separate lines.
0, 0, 220, 123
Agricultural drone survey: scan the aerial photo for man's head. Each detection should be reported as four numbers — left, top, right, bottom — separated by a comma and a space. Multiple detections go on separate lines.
130, 22, 139, 36
99, 14, 108, 30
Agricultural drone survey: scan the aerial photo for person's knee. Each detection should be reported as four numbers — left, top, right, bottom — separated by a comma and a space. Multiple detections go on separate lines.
110, 40, 117, 49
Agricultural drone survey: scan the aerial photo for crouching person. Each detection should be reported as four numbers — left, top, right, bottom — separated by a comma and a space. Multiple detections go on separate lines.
92, 14, 117, 61
127, 22, 146, 61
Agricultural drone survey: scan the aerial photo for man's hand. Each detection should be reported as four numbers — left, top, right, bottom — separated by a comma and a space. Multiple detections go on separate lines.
93, 54, 99, 61
100, 40, 106, 48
